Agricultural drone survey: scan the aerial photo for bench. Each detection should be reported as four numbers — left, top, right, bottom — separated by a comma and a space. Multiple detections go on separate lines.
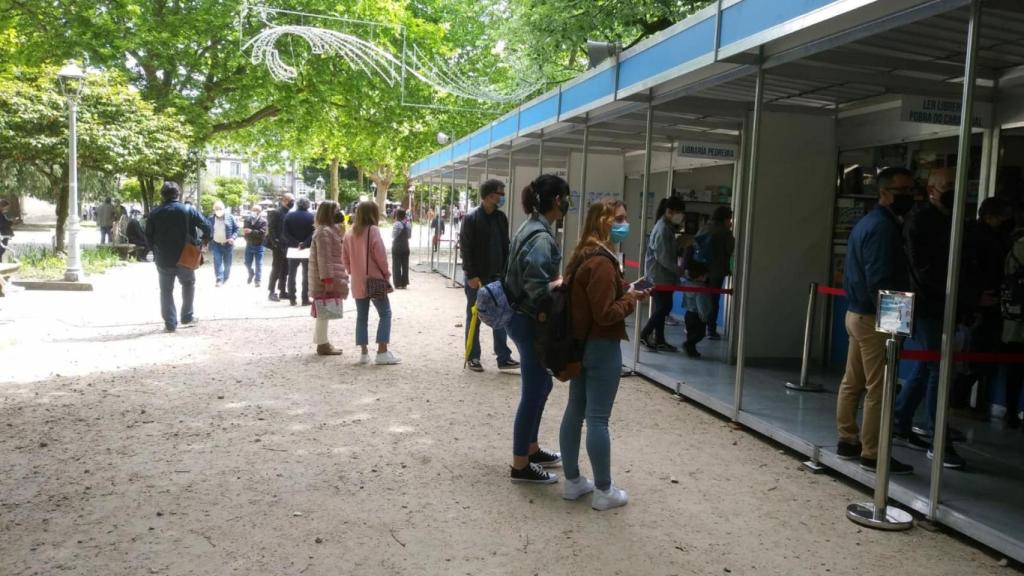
110, 243, 136, 261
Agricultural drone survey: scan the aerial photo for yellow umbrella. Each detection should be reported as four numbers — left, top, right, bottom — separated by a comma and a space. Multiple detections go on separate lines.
464, 304, 480, 366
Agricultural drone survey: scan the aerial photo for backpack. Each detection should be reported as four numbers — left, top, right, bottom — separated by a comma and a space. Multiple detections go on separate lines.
1002, 248, 1024, 321
476, 229, 546, 330
535, 249, 619, 382
692, 232, 713, 264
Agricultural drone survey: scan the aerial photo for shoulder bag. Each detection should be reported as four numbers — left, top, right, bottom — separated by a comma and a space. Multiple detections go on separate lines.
177, 210, 202, 270
365, 228, 392, 299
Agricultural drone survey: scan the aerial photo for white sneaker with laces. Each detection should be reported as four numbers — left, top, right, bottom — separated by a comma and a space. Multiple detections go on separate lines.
375, 350, 402, 365
358, 353, 372, 366
591, 483, 628, 511
563, 475, 595, 500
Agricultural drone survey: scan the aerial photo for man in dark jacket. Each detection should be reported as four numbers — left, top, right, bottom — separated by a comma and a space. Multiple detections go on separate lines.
696, 206, 735, 339
144, 182, 212, 332
460, 179, 518, 372
282, 196, 315, 306
264, 193, 293, 301
836, 166, 914, 475
243, 205, 268, 287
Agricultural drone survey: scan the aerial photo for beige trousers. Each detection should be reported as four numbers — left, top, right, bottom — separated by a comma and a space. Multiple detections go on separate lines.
836, 311, 889, 459
313, 316, 330, 346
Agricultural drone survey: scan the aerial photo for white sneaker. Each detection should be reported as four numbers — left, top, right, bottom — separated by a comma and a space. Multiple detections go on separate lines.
375, 350, 402, 365
591, 483, 628, 511
563, 475, 595, 500
358, 353, 371, 366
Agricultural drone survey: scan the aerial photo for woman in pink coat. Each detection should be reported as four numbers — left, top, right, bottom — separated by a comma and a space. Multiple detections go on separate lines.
309, 201, 350, 356
342, 201, 400, 366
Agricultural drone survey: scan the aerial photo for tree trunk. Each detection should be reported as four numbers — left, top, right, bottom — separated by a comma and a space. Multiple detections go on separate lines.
330, 158, 340, 202
138, 177, 155, 215
370, 175, 391, 209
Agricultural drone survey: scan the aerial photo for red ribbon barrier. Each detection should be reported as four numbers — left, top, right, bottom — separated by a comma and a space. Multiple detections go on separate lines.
816, 286, 846, 297
624, 259, 641, 269
900, 350, 1024, 364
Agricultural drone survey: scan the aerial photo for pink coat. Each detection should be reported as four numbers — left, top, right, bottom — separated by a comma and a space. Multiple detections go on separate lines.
308, 225, 349, 299
342, 225, 391, 300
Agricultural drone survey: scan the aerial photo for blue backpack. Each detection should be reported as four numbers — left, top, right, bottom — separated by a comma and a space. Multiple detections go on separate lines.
476, 229, 545, 330
692, 232, 713, 264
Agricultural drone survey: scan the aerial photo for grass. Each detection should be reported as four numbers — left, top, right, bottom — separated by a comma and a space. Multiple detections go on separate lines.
15, 245, 125, 280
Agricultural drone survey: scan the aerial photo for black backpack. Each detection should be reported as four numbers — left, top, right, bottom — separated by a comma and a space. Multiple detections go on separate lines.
535, 250, 619, 382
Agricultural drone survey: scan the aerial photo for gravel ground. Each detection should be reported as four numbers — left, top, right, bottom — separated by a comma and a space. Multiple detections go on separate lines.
0, 257, 1015, 576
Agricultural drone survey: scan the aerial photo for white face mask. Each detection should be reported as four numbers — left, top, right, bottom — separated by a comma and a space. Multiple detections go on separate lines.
670, 212, 684, 225
215, 209, 224, 217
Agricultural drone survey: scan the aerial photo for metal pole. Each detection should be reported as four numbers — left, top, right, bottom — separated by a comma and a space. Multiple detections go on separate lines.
508, 152, 516, 233
632, 99, 655, 370
64, 96, 83, 282
930, 0, 981, 516
846, 337, 914, 530
449, 164, 457, 280
786, 283, 825, 392
726, 118, 748, 363
733, 64, 765, 419
576, 121, 590, 240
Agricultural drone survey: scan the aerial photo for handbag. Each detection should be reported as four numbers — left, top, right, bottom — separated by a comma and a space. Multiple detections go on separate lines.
176, 211, 202, 270
313, 297, 345, 320
364, 229, 392, 299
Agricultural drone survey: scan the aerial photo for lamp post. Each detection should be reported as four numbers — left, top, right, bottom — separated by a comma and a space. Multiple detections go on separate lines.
58, 62, 86, 282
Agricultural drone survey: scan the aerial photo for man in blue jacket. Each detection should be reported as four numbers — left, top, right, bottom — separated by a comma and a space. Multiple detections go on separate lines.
207, 200, 239, 287
836, 166, 915, 475
145, 182, 212, 332
282, 196, 315, 306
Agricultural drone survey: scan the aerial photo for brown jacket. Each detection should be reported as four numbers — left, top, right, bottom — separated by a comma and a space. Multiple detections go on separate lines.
569, 245, 638, 341
308, 225, 350, 299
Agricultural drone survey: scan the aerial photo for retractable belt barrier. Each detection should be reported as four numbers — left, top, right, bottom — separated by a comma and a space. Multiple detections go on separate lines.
787, 282, 845, 392
621, 259, 733, 295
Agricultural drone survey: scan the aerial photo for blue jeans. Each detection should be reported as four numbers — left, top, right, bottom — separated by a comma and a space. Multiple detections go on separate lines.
100, 226, 112, 245
465, 284, 513, 363
356, 296, 392, 346
244, 245, 264, 283
157, 265, 196, 330
895, 314, 942, 435
210, 242, 233, 283
560, 338, 622, 490
507, 312, 554, 456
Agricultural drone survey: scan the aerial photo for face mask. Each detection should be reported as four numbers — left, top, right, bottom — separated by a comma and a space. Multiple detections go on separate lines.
214, 209, 224, 217
890, 194, 914, 216
670, 212, 684, 226
496, 195, 506, 208
334, 212, 344, 224
940, 189, 954, 211
610, 222, 630, 244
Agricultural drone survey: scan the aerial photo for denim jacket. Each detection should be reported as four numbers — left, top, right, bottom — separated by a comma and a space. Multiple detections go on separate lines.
505, 214, 561, 317
645, 217, 680, 285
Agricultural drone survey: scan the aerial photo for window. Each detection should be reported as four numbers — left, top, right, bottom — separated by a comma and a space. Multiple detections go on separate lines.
232, 162, 241, 176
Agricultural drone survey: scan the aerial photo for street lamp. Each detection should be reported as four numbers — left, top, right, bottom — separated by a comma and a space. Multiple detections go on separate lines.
436, 132, 451, 145
58, 62, 86, 282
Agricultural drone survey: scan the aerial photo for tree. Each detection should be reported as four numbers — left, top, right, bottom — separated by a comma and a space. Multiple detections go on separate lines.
212, 176, 250, 209
0, 66, 191, 250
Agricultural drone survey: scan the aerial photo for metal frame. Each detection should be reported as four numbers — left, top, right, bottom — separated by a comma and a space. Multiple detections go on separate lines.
631, 98, 656, 370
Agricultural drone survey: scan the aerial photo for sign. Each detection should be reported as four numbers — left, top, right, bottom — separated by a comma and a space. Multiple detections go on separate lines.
876, 290, 915, 337
900, 96, 987, 127
568, 190, 622, 214
677, 140, 738, 161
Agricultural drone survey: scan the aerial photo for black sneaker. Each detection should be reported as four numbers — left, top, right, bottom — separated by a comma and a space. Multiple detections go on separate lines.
927, 446, 966, 469
836, 440, 861, 460
268, 293, 280, 302
895, 430, 930, 451
860, 456, 913, 475
656, 342, 678, 353
639, 336, 658, 351
707, 332, 722, 341
181, 318, 198, 328
913, 426, 967, 443
164, 325, 176, 333
528, 448, 562, 468
510, 462, 559, 484
683, 343, 701, 358
467, 359, 484, 372
497, 360, 520, 371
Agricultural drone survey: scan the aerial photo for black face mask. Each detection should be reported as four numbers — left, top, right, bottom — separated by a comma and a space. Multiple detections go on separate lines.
287, 201, 295, 209
891, 194, 915, 217
940, 189, 955, 211
333, 211, 344, 224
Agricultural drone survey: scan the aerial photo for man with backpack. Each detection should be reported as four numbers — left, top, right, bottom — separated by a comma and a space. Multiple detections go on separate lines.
460, 179, 518, 373
693, 206, 735, 339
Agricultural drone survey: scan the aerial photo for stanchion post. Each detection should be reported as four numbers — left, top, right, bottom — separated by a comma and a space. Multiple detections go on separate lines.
846, 336, 914, 531
786, 282, 825, 392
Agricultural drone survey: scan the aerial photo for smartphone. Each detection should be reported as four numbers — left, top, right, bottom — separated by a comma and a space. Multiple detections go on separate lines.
630, 278, 654, 292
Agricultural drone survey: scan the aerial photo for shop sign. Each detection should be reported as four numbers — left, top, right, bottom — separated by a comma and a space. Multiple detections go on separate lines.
677, 140, 738, 161
900, 96, 986, 127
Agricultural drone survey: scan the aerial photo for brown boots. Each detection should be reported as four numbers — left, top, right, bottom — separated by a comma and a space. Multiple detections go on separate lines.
316, 344, 343, 356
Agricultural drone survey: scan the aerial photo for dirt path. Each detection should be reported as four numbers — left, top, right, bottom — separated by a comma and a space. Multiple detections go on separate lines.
0, 260, 1013, 575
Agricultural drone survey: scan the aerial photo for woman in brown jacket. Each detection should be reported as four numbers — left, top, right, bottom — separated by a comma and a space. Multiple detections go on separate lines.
559, 199, 648, 510
308, 201, 350, 356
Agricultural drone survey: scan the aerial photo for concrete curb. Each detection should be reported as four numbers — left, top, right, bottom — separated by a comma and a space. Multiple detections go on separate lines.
12, 280, 94, 291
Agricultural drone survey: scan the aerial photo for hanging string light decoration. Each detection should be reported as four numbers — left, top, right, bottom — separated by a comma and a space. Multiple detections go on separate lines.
239, 3, 543, 104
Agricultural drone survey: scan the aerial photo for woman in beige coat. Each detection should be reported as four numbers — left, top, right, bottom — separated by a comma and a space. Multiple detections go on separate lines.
308, 201, 349, 356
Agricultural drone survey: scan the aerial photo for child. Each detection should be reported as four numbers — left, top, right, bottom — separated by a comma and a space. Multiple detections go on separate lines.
682, 260, 713, 358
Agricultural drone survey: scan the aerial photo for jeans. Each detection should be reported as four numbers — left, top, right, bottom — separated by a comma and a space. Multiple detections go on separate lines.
640, 290, 674, 344
836, 312, 888, 459
507, 312, 554, 456
100, 226, 112, 245
894, 314, 942, 435
157, 265, 196, 330
268, 246, 289, 295
393, 250, 410, 288
244, 245, 265, 283
560, 338, 622, 490
355, 296, 392, 346
210, 242, 233, 283
287, 258, 309, 303
465, 284, 513, 363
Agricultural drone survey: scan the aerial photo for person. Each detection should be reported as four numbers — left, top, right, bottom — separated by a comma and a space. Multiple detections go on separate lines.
0, 199, 14, 261
559, 199, 647, 510
391, 208, 412, 289
125, 212, 150, 261
682, 260, 713, 358
1002, 229, 1024, 429
836, 166, 915, 475
144, 182, 211, 333
265, 193, 294, 302
342, 201, 401, 365
639, 196, 686, 352
114, 205, 130, 244
206, 200, 238, 287
431, 209, 446, 252
504, 174, 571, 484
460, 179, 519, 373
283, 197, 315, 306
696, 206, 735, 339
309, 201, 349, 356
243, 205, 268, 287
96, 198, 116, 245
